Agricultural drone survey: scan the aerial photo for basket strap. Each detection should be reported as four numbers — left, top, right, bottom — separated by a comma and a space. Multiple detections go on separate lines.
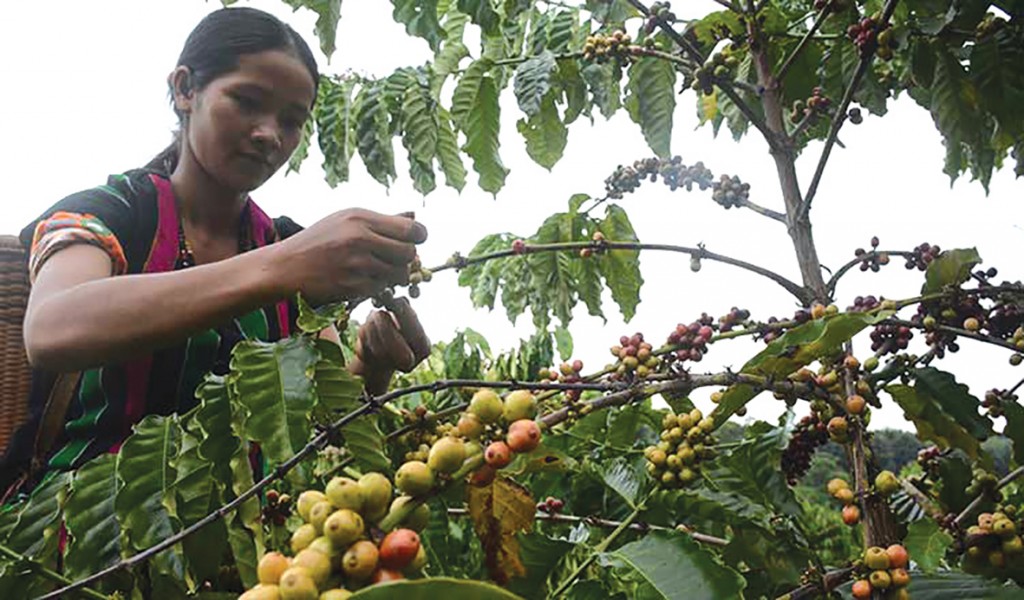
29, 371, 82, 477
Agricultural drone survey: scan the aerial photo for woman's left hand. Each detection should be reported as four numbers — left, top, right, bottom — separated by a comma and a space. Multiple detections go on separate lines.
348, 297, 430, 394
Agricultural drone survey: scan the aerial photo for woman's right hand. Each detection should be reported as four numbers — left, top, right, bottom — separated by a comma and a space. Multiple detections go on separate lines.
276, 208, 428, 305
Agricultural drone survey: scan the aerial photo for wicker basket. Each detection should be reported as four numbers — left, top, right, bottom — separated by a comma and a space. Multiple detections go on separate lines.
0, 235, 31, 451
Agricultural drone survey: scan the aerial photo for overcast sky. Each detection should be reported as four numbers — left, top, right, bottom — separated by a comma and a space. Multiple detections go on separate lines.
1, 1, 1021, 432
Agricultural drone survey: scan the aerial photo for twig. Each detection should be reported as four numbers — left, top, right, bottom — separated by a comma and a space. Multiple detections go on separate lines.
550, 506, 642, 597
0, 543, 109, 600
777, 1, 832, 83
1008, 376, 1024, 396
797, 0, 902, 221
434, 240, 810, 303
624, 0, 776, 148
954, 466, 1024, 527
736, 197, 787, 222
776, 566, 857, 600
825, 250, 916, 294
888, 319, 1024, 353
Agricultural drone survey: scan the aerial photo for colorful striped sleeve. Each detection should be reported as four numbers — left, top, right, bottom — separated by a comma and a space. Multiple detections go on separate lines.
28, 211, 128, 281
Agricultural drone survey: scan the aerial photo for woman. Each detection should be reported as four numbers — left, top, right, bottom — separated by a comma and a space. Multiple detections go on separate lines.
2, 6, 429, 492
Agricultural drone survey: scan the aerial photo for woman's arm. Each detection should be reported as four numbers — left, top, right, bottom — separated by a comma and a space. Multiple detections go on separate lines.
25, 208, 428, 372
24, 241, 295, 371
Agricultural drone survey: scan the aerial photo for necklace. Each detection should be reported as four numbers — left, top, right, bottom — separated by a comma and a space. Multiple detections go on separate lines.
175, 204, 254, 269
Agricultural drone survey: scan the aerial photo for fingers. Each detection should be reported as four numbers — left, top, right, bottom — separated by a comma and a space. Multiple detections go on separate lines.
360, 311, 416, 372
365, 212, 428, 245
387, 297, 431, 362
365, 229, 418, 268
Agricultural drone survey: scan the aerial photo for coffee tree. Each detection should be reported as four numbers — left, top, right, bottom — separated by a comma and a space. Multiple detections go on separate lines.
1, 0, 1022, 598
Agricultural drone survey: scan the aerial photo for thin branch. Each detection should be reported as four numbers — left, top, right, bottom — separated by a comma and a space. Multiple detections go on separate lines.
797, 0, 902, 220
776, 1, 832, 83
433, 240, 810, 303
776, 566, 857, 600
551, 506, 642, 597
954, 466, 1024, 527
445, 507, 729, 546
1008, 375, 1024, 396
0, 543, 108, 600
736, 197, 787, 222
623, 0, 777, 148
825, 250, 916, 294
889, 318, 1024, 353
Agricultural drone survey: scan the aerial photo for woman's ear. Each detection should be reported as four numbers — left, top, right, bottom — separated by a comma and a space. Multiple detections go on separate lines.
169, 66, 195, 114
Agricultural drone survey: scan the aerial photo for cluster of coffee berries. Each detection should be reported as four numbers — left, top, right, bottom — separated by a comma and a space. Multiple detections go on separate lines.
263, 489, 293, 527
806, 87, 832, 114
961, 506, 1024, 583
781, 413, 829, 484
827, 477, 861, 525
406, 255, 432, 299
644, 1, 678, 33
827, 415, 850, 444
852, 545, 911, 599
242, 472, 425, 599
905, 242, 941, 270
983, 388, 1018, 418
853, 236, 891, 272
582, 30, 635, 65
665, 317, 715, 365
454, 389, 543, 486
916, 445, 942, 478
965, 468, 1002, 502
536, 496, 565, 514
580, 231, 605, 258
986, 302, 1024, 340
717, 307, 751, 332
869, 322, 913, 355
847, 17, 879, 56
848, 295, 882, 313
603, 156, 714, 199
609, 333, 662, 380
539, 360, 586, 403
875, 27, 897, 60
711, 174, 750, 209
644, 408, 717, 489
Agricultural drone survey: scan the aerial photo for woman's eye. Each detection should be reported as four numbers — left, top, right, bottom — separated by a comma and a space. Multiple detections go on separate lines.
232, 94, 259, 111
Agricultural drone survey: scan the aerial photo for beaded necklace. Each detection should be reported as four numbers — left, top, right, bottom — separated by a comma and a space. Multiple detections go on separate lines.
175, 204, 253, 269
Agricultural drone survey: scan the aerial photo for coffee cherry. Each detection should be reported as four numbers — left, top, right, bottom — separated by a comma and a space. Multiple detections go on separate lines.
484, 441, 513, 468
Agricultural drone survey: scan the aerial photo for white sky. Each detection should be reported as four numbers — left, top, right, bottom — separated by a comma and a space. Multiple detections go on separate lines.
1, 1, 1021, 433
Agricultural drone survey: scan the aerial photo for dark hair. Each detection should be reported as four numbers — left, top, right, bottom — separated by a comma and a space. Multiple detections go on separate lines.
146, 7, 320, 173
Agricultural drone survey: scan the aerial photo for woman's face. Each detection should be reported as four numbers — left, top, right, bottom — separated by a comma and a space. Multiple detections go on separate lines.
179, 49, 316, 193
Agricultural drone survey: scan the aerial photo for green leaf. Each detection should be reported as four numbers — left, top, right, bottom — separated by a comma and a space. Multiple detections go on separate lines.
553, 325, 573, 360
457, 0, 500, 35
3, 472, 69, 559
606, 531, 746, 599
230, 337, 319, 467
313, 340, 389, 472
903, 520, 953, 574
625, 57, 676, 158
710, 384, 758, 428
517, 92, 567, 169
450, 59, 493, 128
708, 423, 803, 518
296, 294, 349, 334
392, 0, 445, 51
922, 248, 982, 293
584, 0, 638, 24
911, 367, 993, 442
462, 76, 509, 194
513, 50, 557, 116
936, 452, 973, 514
287, 113, 314, 175
351, 577, 523, 599
195, 375, 240, 482
886, 379, 987, 461
508, 533, 575, 598
435, 10, 471, 83
1002, 399, 1024, 466
597, 204, 643, 322
721, 527, 809, 593
225, 447, 262, 588
593, 456, 643, 508
401, 71, 440, 195
355, 81, 397, 187
115, 415, 185, 580
436, 108, 468, 192
64, 454, 121, 580
582, 62, 622, 120
546, 9, 577, 53
282, 0, 343, 58
316, 76, 359, 187
173, 431, 227, 585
